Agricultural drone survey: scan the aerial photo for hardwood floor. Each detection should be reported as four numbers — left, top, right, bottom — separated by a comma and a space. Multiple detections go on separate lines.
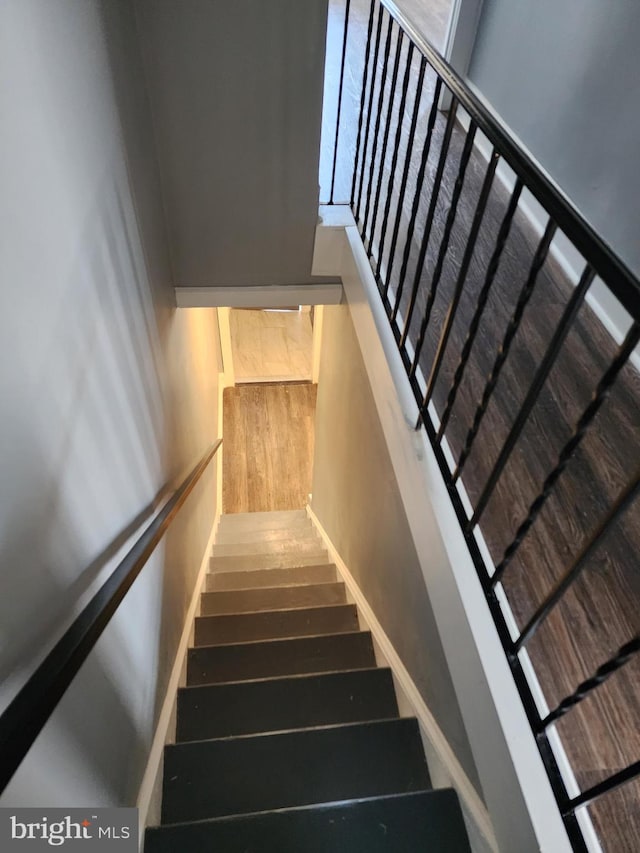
230, 309, 313, 383
367, 90, 640, 853
320, 0, 452, 202
322, 4, 640, 846
222, 383, 317, 514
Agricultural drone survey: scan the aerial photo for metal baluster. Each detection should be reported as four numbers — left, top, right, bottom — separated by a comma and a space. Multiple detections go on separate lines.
514, 471, 640, 651
376, 41, 415, 293
540, 635, 640, 729
563, 760, 640, 816
329, 0, 352, 205
436, 180, 523, 443
362, 15, 395, 243
368, 27, 404, 264
383, 58, 430, 312
495, 321, 640, 579
471, 265, 596, 534
397, 97, 458, 342
389, 75, 443, 329
408, 121, 478, 382
350, 0, 376, 208
419, 149, 499, 417
355, 5, 385, 222
453, 219, 557, 484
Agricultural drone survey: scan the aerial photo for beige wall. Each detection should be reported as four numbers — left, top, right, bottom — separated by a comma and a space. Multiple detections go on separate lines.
311, 305, 481, 794
0, 0, 220, 807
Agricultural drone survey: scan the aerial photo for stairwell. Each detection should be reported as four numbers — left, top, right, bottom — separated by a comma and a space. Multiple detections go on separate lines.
145, 509, 471, 851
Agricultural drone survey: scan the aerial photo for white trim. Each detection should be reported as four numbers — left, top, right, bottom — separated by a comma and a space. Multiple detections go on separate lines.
136, 508, 221, 846
442, 0, 485, 72
311, 304, 325, 384
175, 284, 343, 309
438, 0, 485, 112
217, 307, 235, 388
216, 307, 232, 514
312, 206, 353, 277
216, 379, 226, 514
306, 504, 498, 853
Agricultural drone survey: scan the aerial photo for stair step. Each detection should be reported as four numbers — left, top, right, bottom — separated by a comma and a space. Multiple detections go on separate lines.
200, 582, 346, 616
176, 667, 399, 741
194, 603, 359, 645
218, 510, 309, 532
211, 552, 328, 572
187, 631, 376, 685
215, 524, 313, 546
206, 563, 337, 591
161, 718, 430, 824
146, 789, 471, 853
212, 538, 323, 558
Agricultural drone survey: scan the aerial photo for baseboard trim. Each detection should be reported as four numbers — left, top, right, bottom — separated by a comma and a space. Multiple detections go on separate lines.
136, 506, 221, 847
306, 503, 498, 853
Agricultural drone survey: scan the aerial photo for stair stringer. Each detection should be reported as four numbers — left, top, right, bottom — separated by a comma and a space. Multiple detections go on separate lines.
135, 507, 222, 849
306, 504, 497, 853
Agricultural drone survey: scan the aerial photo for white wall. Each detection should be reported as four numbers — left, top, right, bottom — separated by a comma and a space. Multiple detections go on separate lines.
468, 0, 640, 276
0, 0, 221, 807
135, 0, 333, 289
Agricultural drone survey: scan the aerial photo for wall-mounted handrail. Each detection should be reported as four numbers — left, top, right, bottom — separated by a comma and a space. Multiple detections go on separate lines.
0, 439, 222, 795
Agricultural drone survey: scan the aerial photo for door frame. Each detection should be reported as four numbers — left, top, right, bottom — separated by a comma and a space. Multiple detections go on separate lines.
443, 0, 485, 74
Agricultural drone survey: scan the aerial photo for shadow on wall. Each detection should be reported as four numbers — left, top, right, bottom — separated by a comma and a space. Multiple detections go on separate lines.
0, 0, 219, 806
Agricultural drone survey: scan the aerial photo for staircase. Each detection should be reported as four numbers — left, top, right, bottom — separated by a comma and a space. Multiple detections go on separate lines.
146, 510, 471, 852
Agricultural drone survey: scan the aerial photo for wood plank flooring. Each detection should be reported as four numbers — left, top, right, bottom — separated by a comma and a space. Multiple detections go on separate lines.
321, 4, 640, 846
230, 309, 313, 383
363, 87, 640, 852
320, 0, 452, 202
223, 383, 317, 514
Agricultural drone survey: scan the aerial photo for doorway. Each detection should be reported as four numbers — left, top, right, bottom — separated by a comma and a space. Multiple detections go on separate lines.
219, 305, 326, 513
229, 307, 313, 384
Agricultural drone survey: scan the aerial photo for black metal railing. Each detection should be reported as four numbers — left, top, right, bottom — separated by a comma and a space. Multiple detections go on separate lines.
322, 1, 640, 849
0, 440, 222, 794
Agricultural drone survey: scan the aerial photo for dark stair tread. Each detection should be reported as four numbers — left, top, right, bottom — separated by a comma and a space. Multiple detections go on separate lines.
176, 667, 399, 741
146, 789, 471, 852
187, 631, 376, 686
162, 717, 430, 824
194, 603, 359, 645
200, 582, 346, 615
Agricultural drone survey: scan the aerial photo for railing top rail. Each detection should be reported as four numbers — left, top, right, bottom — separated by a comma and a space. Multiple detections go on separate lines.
0, 439, 222, 795
380, 0, 640, 319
